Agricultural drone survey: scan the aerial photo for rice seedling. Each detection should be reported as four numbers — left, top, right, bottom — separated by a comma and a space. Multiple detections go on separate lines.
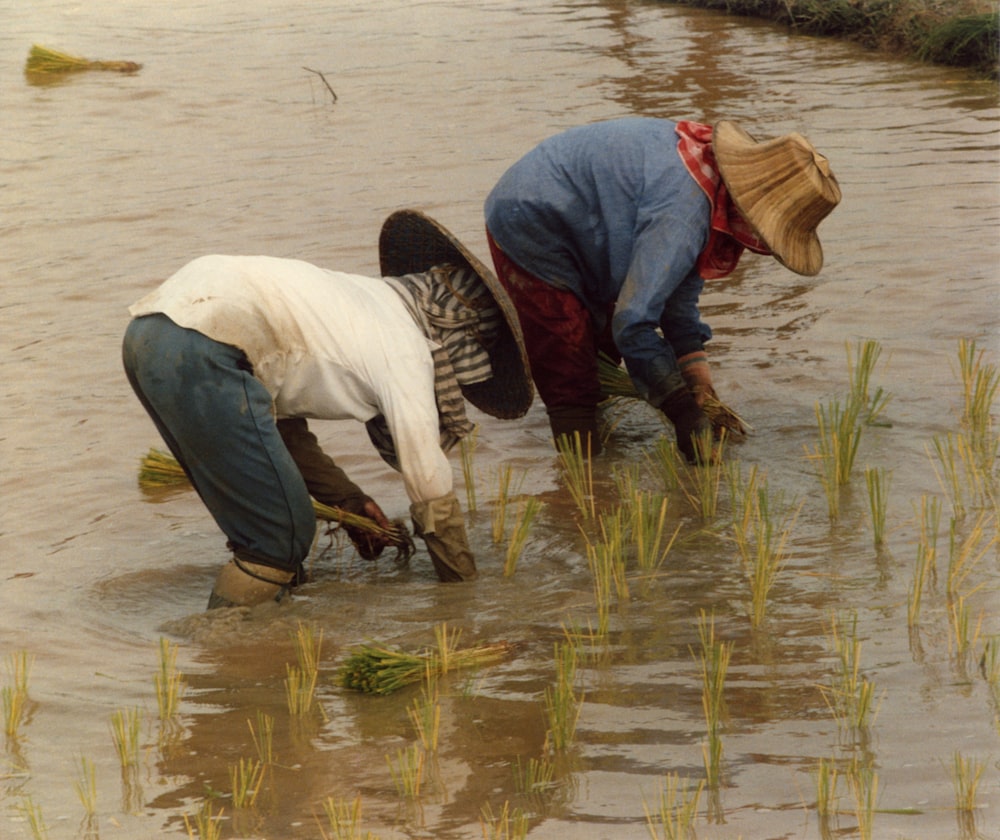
725, 459, 760, 558
184, 801, 224, 840
338, 637, 514, 695
512, 754, 557, 795
593, 508, 631, 598
946, 512, 996, 596
845, 755, 879, 840
623, 488, 679, 572
24, 44, 142, 76
321, 794, 378, 840
557, 431, 597, 521
386, 743, 424, 799
980, 635, 1000, 696
543, 641, 583, 753
3, 650, 33, 739
285, 663, 319, 717
808, 397, 862, 519
947, 594, 984, 667
930, 434, 968, 520
648, 432, 724, 521
643, 772, 704, 840
286, 621, 324, 718
504, 495, 543, 577
294, 621, 324, 676
407, 667, 441, 752
847, 338, 890, 425
479, 800, 529, 840
18, 796, 48, 840
491, 463, 516, 543
110, 706, 142, 769
228, 756, 264, 809
248, 710, 275, 767
154, 637, 185, 722
958, 338, 999, 438
460, 425, 479, 511
864, 466, 890, 549
696, 611, 732, 788
822, 612, 880, 737
907, 544, 931, 629
951, 750, 986, 812
918, 494, 943, 585
814, 756, 840, 818
560, 617, 610, 663
735, 480, 798, 629
583, 515, 622, 638
74, 755, 98, 815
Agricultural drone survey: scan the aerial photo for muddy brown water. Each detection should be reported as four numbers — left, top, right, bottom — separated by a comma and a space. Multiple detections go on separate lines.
2, 1, 999, 838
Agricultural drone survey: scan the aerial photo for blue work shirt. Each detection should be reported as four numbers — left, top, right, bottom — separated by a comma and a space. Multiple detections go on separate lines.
485, 117, 713, 406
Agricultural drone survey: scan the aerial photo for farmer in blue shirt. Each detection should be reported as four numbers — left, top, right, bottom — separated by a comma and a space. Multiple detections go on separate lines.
485, 117, 841, 460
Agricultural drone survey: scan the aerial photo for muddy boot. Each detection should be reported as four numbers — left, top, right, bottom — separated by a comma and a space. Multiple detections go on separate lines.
207, 558, 295, 609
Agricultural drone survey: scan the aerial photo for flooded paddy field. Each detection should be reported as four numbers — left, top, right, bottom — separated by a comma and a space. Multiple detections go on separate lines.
1, 1, 998, 838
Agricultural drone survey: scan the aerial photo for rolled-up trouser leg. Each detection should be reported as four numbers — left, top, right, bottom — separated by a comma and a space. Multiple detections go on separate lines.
122, 314, 316, 596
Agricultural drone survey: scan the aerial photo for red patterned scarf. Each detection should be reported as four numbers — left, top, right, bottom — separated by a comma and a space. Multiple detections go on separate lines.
675, 120, 770, 279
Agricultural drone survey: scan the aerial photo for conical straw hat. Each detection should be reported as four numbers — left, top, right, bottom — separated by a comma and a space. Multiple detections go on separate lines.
379, 209, 533, 419
714, 121, 842, 276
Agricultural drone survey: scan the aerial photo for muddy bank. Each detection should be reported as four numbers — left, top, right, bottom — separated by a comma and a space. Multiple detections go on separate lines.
662, 0, 999, 78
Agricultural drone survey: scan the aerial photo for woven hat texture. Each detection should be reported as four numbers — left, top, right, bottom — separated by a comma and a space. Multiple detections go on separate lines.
379, 209, 533, 419
714, 120, 841, 276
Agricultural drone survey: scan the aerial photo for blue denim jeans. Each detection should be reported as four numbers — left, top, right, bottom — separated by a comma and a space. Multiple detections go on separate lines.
122, 314, 315, 573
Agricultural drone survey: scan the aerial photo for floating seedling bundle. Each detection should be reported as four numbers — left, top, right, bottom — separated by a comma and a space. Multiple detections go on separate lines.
597, 352, 752, 437
25, 44, 141, 76
338, 639, 516, 695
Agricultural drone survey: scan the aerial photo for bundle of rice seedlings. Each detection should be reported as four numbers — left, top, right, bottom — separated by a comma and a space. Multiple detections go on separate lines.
597, 352, 752, 437
338, 639, 515, 695
139, 447, 188, 485
137, 448, 405, 543
25, 44, 141, 75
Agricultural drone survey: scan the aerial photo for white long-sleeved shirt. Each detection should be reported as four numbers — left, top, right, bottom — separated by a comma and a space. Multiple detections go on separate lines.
129, 254, 452, 503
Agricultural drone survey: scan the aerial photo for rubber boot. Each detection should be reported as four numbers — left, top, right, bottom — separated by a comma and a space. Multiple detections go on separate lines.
207, 558, 295, 609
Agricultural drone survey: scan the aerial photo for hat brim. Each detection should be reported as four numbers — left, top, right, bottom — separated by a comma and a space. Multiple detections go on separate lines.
714, 120, 825, 277
379, 209, 533, 419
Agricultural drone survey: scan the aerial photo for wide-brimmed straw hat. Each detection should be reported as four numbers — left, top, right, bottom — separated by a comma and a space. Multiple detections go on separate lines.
379, 209, 533, 419
713, 120, 842, 277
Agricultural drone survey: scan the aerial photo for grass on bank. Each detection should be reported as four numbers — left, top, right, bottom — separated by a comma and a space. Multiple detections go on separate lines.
663, 0, 998, 78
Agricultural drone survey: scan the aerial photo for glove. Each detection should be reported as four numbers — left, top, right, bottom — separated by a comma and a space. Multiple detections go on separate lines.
677, 351, 716, 408
659, 386, 712, 464
410, 492, 477, 582
547, 404, 601, 456
341, 496, 399, 561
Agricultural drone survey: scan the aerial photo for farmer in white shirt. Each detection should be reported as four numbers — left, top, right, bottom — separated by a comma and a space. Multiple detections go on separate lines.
122, 210, 531, 609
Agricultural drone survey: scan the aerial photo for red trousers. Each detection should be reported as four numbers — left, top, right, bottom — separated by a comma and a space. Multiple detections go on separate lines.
486, 230, 618, 413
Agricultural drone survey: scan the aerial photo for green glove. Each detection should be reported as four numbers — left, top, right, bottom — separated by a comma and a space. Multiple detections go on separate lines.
410, 492, 477, 582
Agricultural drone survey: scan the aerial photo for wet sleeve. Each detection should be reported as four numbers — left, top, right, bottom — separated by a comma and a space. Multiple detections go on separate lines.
277, 417, 368, 512
611, 213, 708, 407
376, 357, 455, 505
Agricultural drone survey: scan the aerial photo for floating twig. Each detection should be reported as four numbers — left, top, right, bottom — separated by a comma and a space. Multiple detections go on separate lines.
303, 66, 337, 102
